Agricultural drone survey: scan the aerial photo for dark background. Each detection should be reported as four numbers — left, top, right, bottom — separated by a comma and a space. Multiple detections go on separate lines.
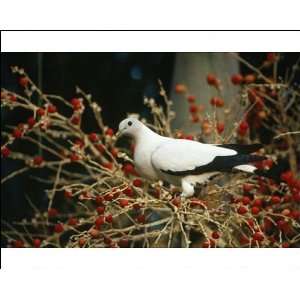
1, 53, 299, 244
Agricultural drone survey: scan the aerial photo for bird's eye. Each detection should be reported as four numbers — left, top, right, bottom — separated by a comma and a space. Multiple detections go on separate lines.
128, 121, 133, 126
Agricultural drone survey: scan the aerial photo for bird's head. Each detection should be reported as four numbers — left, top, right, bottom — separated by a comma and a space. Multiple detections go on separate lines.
117, 117, 144, 138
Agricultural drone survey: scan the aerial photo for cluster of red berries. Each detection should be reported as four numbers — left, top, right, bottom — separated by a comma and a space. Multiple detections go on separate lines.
231, 171, 300, 247
176, 76, 227, 136
210, 96, 224, 107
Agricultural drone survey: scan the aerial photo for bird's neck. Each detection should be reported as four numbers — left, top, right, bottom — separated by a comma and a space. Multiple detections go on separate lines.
135, 126, 164, 145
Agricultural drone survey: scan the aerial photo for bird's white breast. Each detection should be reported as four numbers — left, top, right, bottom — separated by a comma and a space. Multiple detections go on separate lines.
134, 139, 161, 181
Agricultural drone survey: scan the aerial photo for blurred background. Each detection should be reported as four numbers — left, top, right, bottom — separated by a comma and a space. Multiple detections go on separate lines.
1, 52, 300, 244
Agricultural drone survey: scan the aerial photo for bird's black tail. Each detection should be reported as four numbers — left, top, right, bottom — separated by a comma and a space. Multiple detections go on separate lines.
254, 162, 286, 183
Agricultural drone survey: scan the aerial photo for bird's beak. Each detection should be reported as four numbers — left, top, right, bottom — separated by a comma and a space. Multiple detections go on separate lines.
115, 130, 123, 138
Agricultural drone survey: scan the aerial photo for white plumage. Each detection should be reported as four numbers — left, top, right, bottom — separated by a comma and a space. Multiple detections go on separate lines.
118, 117, 264, 197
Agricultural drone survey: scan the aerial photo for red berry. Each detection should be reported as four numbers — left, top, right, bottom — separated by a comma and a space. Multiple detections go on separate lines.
238, 121, 249, 136
102, 162, 113, 170
33, 239, 41, 248
276, 220, 290, 233
133, 178, 143, 187
216, 97, 224, 107
95, 216, 105, 228
33, 156, 44, 166
89, 228, 100, 238
271, 195, 281, 205
243, 183, 253, 193
123, 186, 134, 197
251, 206, 260, 215
37, 108, 45, 116
281, 209, 291, 216
1, 146, 11, 158
252, 232, 264, 242
78, 238, 86, 247
68, 217, 78, 226
291, 210, 300, 220
231, 74, 244, 85
206, 74, 219, 87
71, 115, 81, 125
64, 190, 72, 199
71, 98, 82, 110
216, 122, 225, 134
119, 199, 129, 208
70, 153, 80, 162
136, 214, 146, 224
172, 197, 181, 208
13, 128, 23, 139
47, 104, 57, 113
242, 196, 251, 205
280, 170, 294, 183
96, 144, 105, 153
104, 193, 114, 202
189, 104, 198, 113
191, 115, 199, 123
111, 148, 118, 158
48, 208, 58, 218
54, 223, 64, 233
247, 219, 255, 228
281, 242, 290, 248
19, 76, 29, 87
187, 95, 196, 103
175, 83, 187, 94
27, 117, 36, 128
8, 94, 17, 102
96, 206, 105, 215
210, 96, 224, 107
123, 163, 135, 175
262, 159, 273, 169
210, 96, 217, 106
238, 206, 248, 215
211, 231, 220, 239
263, 218, 273, 231
118, 238, 129, 248
239, 120, 249, 131
252, 198, 263, 207
105, 128, 114, 136
13, 240, 25, 248
105, 214, 113, 223
89, 133, 98, 143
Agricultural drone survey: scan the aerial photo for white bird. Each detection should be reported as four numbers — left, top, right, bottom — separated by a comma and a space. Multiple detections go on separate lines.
117, 117, 268, 197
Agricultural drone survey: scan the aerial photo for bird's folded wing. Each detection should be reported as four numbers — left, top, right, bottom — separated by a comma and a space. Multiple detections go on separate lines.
215, 143, 263, 154
151, 140, 237, 176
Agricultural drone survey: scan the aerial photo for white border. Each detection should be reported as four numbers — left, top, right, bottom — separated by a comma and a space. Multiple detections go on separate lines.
2, 31, 300, 52
0, 1, 299, 30
1, 249, 300, 300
